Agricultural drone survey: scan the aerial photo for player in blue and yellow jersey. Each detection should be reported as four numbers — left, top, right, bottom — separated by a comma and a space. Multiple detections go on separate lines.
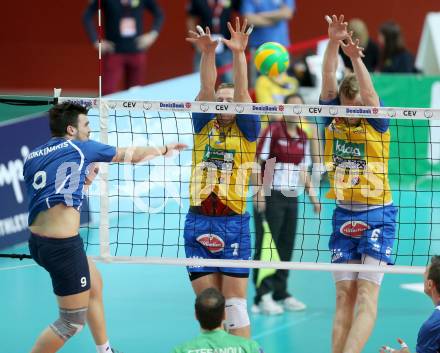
23, 102, 186, 353
320, 15, 398, 353
185, 18, 260, 338
381, 255, 440, 353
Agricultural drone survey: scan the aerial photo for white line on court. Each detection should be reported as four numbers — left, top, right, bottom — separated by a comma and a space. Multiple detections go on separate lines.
0, 263, 36, 271
253, 311, 324, 339
400, 283, 424, 293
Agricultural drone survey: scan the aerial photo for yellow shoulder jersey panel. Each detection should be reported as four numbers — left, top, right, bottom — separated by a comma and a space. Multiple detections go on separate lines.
190, 119, 257, 214
324, 119, 392, 205
255, 73, 299, 128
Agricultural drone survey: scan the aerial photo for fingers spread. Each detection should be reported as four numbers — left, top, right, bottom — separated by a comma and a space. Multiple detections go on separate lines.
241, 17, 248, 32
246, 24, 254, 35
227, 21, 234, 34
188, 30, 199, 38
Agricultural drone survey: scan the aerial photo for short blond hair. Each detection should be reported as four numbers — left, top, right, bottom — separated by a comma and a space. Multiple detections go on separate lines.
216, 82, 234, 91
339, 74, 360, 100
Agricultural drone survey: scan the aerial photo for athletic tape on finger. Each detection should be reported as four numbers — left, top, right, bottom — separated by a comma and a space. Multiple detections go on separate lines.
196, 25, 205, 35
325, 15, 332, 24
400, 342, 408, 349
246, 25, 254, 35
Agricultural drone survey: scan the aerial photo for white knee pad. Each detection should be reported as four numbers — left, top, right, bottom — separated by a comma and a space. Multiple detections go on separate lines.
358, 255, 386, 286
224, 297, 249, 330
50, 307, 87, 341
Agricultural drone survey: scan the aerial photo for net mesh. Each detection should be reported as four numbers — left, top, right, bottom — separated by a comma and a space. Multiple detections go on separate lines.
71, 98, 440, 272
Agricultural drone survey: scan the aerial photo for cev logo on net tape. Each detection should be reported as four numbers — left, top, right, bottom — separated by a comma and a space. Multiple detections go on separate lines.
58, 98, 440, 119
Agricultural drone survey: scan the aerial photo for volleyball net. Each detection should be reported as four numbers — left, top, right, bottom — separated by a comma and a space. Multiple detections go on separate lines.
46, 96, 439, 274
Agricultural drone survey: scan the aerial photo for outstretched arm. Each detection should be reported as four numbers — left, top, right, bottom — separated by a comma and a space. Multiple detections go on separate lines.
341, 37, 379, 106
320, 15, 349, 101
223, 17, 253, 103
186, 26, 218, 101
259, 4, 294, 22
112, 143, 187, 163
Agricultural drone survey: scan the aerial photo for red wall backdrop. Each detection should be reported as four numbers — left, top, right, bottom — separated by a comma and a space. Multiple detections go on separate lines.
1, 0, 439, 93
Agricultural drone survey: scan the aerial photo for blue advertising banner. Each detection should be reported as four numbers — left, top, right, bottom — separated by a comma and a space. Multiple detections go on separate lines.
0, 114, 51, 248
0, 114, 50, 248
0, 113, 92, 250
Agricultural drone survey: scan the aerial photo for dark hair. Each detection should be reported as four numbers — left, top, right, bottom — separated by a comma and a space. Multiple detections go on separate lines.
49, 102, 88, 137
428, 256, 440, 294
379, 21, 406, 62
195, 288, 225, 330
284, 93, 304, 104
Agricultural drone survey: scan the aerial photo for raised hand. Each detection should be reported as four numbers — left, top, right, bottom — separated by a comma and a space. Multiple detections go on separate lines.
222, 17, 254, 53
340, 36, 365, 59
185, 25, 218, 54
325, 14, 350, 42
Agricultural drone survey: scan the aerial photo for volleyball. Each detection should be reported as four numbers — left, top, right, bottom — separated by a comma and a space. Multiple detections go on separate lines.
254, 42, 290, 77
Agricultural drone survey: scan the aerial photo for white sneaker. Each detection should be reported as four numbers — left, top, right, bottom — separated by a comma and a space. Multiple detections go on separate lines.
251, 304, 261, 314
259, 293, 284, 315
281, 296, 307, 311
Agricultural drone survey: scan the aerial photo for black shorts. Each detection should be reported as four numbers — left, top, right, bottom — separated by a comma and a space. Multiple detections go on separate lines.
28, 233, 91, 296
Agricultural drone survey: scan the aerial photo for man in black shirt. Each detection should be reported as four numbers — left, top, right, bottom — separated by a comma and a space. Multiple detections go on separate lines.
186, 0, 241, 83
83, 0, 164, 94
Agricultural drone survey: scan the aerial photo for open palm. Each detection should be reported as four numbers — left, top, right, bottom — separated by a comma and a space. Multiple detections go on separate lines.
326, 14, 349, 41
186, 26, 218, 53
340, 37, 365, 59
223, 17, 252, 52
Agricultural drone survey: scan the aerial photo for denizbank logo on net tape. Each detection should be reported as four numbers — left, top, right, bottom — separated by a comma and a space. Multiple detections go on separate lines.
159, 102, 187, 110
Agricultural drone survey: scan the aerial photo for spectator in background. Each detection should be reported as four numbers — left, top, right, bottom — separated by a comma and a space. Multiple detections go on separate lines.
251, 93, 321, 315
242, 0, 295, 86
83, 0, 164, 95
254, 72, 322, 170
380, 255, 440, 353
186, 0, 241, 83
255, 69, 299, 127
378, 21, 417, 73
172, 288, 263, 353
340, 18, 379, 73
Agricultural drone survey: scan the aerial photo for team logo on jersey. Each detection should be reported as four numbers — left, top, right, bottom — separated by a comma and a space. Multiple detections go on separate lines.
340, 221, 370, 237
196, 234, 225, 253
334, 139, 365, 158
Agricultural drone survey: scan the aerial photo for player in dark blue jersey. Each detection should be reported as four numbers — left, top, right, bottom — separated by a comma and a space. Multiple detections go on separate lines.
381, 256, 440, 353
23, 102, 186, 353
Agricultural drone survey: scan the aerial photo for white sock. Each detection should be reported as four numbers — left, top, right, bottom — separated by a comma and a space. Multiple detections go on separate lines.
96, 340, 112, 353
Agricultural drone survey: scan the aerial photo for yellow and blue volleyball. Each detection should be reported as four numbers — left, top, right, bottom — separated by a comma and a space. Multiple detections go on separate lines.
254, 42, 290, 77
